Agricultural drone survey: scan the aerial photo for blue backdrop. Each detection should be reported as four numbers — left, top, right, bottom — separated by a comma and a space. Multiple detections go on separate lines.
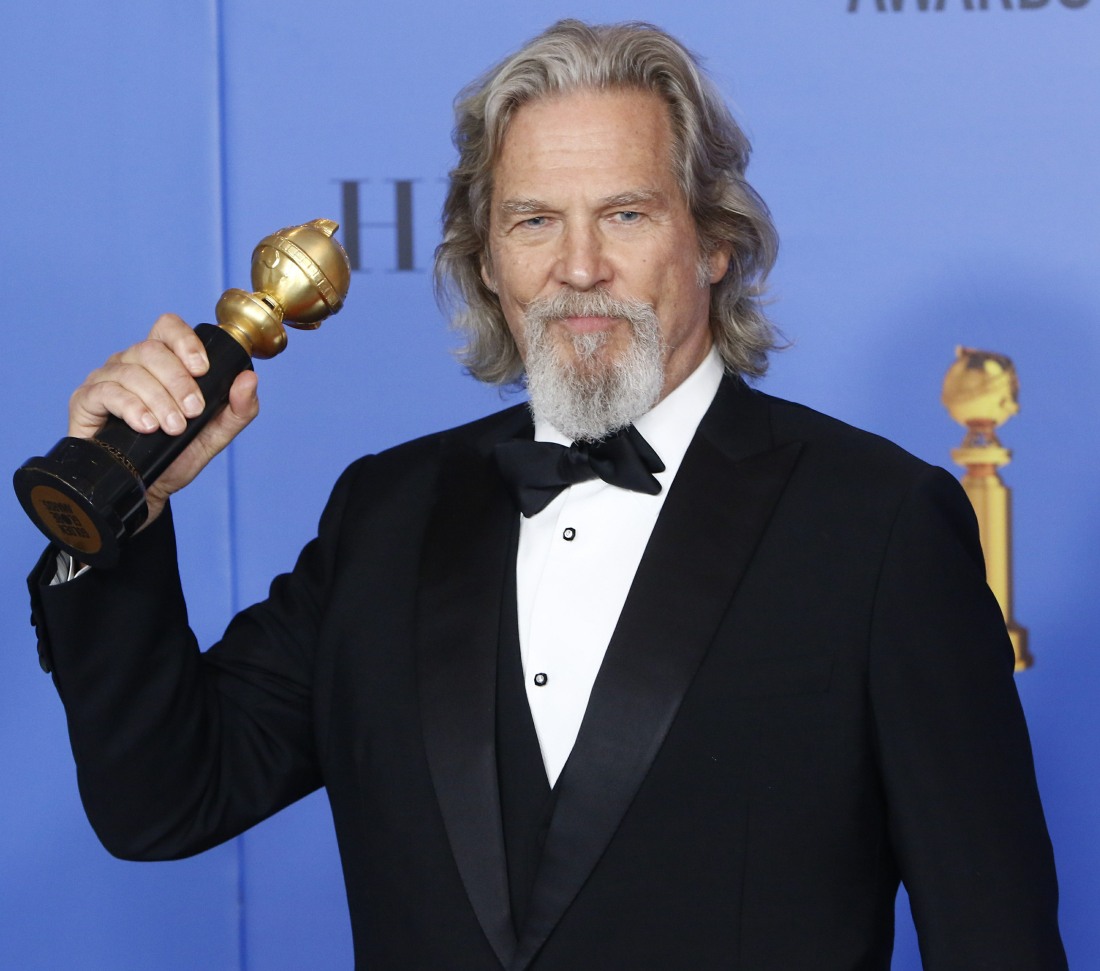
3, 2, 1096, 968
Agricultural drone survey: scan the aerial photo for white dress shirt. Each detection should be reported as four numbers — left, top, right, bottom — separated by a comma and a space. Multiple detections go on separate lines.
515, 347, 725, 786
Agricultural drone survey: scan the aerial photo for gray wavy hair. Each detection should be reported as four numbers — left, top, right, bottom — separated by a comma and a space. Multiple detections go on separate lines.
434, 19, 781, 385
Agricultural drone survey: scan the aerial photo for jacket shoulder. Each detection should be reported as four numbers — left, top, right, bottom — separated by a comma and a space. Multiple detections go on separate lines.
756, 388, 938, 484
327, 401, 530, 509
731, 384, 972, 539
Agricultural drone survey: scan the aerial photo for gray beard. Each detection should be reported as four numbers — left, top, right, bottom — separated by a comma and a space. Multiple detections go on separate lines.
522, 289, 665, 442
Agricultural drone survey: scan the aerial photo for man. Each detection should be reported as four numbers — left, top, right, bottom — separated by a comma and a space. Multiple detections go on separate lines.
30, 20, 1065, 970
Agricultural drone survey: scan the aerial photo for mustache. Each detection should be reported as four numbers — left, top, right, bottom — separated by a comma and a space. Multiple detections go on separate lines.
523, 289, 655, 327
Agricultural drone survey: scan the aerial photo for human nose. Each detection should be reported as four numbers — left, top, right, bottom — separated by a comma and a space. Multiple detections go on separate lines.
553, 222, 610, 291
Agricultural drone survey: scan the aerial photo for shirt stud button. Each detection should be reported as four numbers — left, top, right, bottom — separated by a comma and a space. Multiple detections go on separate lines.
533, 672, 549, 687
562, 527, 576, 541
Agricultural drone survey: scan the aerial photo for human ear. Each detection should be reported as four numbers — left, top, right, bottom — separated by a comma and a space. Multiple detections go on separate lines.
707, 242, 731, 284
480, 256, 497, 294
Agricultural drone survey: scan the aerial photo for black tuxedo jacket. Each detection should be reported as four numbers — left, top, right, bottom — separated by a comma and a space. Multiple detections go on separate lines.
31, 376, 1065, 969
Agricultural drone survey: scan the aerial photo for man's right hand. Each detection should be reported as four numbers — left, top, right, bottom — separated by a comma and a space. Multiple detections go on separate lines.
68, 313, 260, 527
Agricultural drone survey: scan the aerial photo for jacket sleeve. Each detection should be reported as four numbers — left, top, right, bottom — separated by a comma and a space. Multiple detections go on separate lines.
869, 465, 1066, 969
28, 459, 361, 861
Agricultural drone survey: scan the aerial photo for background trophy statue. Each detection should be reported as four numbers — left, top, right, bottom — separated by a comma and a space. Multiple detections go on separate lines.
13, 218, 351, 568
942, 346, 1032, 671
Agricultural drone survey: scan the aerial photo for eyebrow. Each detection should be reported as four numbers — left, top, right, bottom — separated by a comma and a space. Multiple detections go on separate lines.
498, 198, 550, 217
496, 188, 667, 217
600, 188, 666, 209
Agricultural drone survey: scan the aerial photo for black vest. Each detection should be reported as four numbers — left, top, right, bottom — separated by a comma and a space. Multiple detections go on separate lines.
496, 537, 560, 936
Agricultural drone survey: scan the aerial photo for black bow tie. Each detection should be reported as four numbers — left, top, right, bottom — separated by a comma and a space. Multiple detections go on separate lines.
495, 425, 665, 517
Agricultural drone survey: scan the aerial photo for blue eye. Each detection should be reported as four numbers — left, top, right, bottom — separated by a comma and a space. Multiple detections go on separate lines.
616, 211, 641, 223
523, 216, 547, 228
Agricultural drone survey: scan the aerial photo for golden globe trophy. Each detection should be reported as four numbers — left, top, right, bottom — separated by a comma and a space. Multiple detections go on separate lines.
14, 218, 351, 568
942, 346, 1031, 671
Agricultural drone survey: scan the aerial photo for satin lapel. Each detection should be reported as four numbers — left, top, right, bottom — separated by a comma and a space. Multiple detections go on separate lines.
511, 378, 803, 970
417, 415, 530, 969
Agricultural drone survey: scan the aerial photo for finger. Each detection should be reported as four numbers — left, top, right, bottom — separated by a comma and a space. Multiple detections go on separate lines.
172, 370, 258, 466
225, 369, 260, 425
183, 371, 259, 462
69, 344, 202, 440
147, 313, 210, 376
144, 371, 261, 510
115, 338, 208, 422
68, 374, 162, 439
125, 371, 261, 528
67, 316, 210, 440
70, 356, 195, 442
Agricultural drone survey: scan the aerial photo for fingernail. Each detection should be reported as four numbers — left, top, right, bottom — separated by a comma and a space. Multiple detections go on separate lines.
164, 412, 186, 434
188, 352, 208, 374
140, 412, 158, 432
182, 393, 204, 417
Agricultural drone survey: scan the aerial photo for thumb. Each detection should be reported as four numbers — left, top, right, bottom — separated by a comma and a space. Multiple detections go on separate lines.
224, 369, 260, 428
185, 369, 260, 465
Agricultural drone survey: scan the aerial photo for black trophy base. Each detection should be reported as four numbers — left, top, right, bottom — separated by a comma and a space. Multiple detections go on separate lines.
14, 436, 147, 568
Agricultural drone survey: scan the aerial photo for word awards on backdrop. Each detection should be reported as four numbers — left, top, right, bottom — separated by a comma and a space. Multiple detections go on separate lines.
847, 0, 1090, 13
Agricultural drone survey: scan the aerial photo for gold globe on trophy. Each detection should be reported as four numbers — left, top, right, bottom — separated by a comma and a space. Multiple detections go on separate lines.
14, 218, 351, 567
942, 347, 1031, 670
